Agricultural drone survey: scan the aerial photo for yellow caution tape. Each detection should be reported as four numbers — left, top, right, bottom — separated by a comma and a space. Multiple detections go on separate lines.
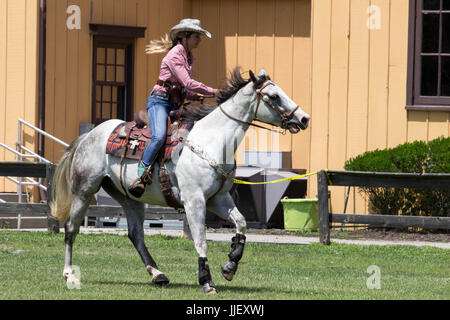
324, 169, 333, 186
234, 171, 319, 185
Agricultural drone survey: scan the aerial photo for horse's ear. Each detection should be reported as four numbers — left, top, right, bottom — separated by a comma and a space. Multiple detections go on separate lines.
257, 68, 266, 77
249, 70, 258, 84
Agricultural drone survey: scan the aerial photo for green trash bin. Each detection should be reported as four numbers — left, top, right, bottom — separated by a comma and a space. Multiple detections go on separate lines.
280, 197, 319, 232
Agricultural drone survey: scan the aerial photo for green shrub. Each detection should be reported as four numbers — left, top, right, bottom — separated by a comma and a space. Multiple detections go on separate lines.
426, 136, 450, 173
344, 136, 449, 217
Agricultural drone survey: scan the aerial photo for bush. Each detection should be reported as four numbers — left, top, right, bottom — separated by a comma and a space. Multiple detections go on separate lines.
344, 136, 449, 217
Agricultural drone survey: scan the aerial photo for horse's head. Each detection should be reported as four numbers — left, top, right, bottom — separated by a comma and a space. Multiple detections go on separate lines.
248, 69, 310, 134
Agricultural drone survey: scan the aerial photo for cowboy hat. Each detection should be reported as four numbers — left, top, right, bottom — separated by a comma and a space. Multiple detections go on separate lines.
169, 18, 211, 41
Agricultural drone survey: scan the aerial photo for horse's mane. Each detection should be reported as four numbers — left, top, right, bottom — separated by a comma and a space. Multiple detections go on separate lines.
216, 67, 250, 104
181, 67, 269, 122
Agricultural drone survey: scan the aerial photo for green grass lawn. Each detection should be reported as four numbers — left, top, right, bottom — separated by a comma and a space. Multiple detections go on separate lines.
0, 231, 448, 300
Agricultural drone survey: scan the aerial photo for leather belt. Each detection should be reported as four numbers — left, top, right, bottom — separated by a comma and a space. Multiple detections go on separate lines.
152, 90, 169, 98
155, 79, 185, 106
157, 79, 171, 87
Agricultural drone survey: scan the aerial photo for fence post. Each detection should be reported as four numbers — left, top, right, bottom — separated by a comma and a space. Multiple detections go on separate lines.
46, 164, 60, 234
317, 170, 330, 245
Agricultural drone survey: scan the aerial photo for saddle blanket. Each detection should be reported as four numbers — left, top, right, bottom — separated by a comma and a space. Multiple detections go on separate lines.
106, 121, 194, 161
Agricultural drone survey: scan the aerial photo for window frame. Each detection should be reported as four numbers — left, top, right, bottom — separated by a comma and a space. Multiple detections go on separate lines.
89, 24, 146, 124
406, 0, 450, 111
92, 36, 134, 125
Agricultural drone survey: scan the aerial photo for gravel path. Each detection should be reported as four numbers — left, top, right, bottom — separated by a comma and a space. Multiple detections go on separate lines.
78, 227, 450, 249
2, 227, 448, 249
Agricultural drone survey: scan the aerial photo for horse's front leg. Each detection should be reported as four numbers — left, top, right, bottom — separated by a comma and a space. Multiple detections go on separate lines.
207, 193, 247, 282
183, 193, 217, 294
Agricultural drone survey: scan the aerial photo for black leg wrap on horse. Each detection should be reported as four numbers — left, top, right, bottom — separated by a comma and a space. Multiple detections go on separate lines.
228, 234, 246, 263
198, 257, 212, 285
221, 234, 246, 281
198, 257, 217, 293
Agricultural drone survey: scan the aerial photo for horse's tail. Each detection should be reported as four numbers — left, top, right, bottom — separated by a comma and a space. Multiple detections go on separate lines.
49, 134, 87, 222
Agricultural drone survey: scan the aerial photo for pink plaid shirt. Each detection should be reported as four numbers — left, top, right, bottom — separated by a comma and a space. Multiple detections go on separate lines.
153, 44, 214, 100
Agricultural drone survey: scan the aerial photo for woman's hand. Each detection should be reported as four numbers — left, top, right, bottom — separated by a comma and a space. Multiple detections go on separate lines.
194, 93, 205, 103
213, 89, 221, 97
195, 90, 219, 100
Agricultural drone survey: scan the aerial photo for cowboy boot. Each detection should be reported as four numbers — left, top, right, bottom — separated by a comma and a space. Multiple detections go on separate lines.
128, 161, 153, 198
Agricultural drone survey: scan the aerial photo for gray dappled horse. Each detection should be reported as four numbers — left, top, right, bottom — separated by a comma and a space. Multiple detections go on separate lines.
49, 68, 310, 294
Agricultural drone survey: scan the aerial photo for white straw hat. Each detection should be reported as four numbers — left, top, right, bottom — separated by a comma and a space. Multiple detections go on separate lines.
169, 19, 212, 41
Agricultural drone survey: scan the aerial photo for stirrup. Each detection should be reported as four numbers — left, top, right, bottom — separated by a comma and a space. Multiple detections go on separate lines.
128, 164, 153, 198
128, 179, 146, 198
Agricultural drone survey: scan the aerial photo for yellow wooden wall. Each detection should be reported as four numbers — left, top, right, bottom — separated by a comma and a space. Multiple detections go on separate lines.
308, 0, 449, 214
44, 0, 312, 170
191, 0, 312, 169
44, 0, 190, 164
2, 0, 448, 211
0, 0, 40, 192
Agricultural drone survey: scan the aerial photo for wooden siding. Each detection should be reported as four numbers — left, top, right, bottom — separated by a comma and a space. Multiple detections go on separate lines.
1, 0, 448, 213
0, 0, 39, 192
43, 0, 312, 169
191, 0, 312, 168
308, 0, 449, 214
44, 0, 189, 164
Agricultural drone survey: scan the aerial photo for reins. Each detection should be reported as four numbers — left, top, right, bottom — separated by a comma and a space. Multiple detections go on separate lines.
255, 81, 299, 129
219, 78, 300, 135
218, 105, 284, 134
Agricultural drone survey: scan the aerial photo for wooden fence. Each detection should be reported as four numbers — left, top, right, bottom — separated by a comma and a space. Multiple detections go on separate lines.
0, 162, 184, 233
317, 170, 450, 245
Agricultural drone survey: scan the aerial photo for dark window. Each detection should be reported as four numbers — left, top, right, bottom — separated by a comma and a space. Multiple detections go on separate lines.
407, 0, 450, 110
89, 24, 146, 124
92, 37, 134, 125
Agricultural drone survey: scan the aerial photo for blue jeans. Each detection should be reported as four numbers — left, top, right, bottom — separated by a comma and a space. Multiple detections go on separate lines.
142, 92, 178, 167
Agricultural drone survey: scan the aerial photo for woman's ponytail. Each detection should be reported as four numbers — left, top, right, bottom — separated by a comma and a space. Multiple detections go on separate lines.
145, 34, 172, 54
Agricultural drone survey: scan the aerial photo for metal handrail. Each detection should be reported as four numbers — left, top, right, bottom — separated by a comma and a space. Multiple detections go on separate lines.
19, 145, 52, 164
0, 118, 69, 229
0, 143, 40, 159
6, 176, 47, 190
18, 118, 69, 148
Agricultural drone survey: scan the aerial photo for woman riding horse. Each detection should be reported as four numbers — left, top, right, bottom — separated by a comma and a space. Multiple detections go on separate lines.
129, 19, 219, 198
50, 67, 310, 294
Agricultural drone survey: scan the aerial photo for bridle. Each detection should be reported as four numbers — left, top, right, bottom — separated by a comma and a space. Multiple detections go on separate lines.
219, 79, 300, 135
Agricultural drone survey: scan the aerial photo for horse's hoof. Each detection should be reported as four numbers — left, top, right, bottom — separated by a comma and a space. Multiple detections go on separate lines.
202, 281, 218, 294
221, 261, 237, 281
64, 272, 81, 289
152, 273, 170, 286
221, 269, 235, 281
67, 276, 81, 287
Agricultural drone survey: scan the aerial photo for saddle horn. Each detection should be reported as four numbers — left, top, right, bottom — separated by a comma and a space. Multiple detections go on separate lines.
134, 110, 149, 129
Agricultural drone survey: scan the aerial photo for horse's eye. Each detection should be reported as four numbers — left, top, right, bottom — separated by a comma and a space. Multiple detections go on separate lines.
270, 94, 279, 101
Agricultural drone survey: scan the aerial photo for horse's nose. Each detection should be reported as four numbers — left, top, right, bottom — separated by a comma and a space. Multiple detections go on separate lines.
300, 116, 310, 129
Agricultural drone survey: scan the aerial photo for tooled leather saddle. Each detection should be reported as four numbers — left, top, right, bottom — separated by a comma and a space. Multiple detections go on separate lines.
106, 110, 193, 208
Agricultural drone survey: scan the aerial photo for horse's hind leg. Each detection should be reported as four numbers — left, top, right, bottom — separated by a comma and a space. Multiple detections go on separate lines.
124, 200, 169, 285
63, 195, 91, 286
207, 193, 247, 282
101, 178, 169, 285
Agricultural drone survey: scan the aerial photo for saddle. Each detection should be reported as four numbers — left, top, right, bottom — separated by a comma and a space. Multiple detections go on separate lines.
106, 110, 193, 208
105, 121, 151, 160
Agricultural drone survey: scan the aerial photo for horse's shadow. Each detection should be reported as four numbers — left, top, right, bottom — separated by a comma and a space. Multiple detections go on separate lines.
88, 280, 295, 295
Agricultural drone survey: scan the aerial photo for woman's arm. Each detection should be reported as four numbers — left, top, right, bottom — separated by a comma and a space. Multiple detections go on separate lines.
167, 54, 215, 97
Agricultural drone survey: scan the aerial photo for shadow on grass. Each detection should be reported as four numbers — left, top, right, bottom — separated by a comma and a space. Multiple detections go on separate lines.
89, 280, 153, 287
88, 280, 305, 296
